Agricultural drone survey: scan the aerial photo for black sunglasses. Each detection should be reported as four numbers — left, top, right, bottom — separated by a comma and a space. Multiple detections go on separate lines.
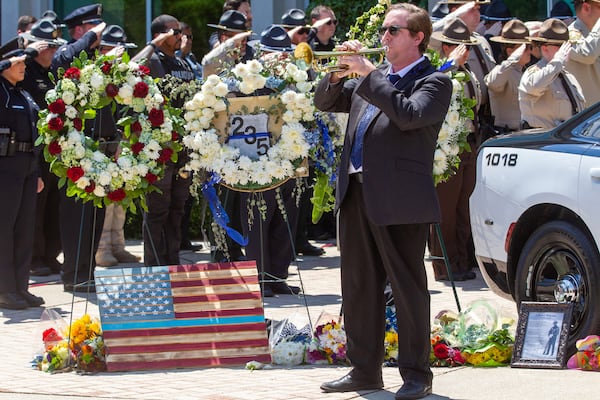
326, 19, 338, 25
298, 27, 310, 35
378, 25, 412, 36
163, 28, 182, 35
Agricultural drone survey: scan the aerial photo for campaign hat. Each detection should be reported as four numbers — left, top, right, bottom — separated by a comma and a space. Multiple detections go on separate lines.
63, 4, 103, 29
430, 2, 449, 22
260, 25, 294, 52
100, 25, 137, 48
280, 9, 308, 28
490, 19, 530, 44
41, 10, 66, 28
550, 1, 575, 20
527, 18, 570, 45
431, 18, 481, 45
207, 10, 248, 33
20, 18, 67, 47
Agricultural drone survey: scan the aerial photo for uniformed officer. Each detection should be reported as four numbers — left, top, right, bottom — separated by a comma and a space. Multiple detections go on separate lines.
131, 14, 195, 267
486, 20, 532, 132
566, 0, 600, 107
429, 18, 482, 282
19, 18, 66, 277
519, 18, 585, 129
51, 4, 108, 292
0, 39, 45, 309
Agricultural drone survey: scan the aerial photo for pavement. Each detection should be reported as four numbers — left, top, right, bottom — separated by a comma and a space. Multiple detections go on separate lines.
1, 239, 597, 400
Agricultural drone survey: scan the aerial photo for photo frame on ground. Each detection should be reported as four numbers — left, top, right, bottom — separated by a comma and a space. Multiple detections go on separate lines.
511, 302, 573, 369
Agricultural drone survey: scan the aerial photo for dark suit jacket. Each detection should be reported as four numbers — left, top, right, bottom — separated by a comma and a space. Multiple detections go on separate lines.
314, 58, 452, 226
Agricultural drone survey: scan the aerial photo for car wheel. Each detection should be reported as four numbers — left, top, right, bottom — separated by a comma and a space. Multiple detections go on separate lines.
515, 221, 600, 350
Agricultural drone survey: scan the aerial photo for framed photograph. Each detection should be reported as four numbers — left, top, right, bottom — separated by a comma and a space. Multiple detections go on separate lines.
511, 302, 573, 369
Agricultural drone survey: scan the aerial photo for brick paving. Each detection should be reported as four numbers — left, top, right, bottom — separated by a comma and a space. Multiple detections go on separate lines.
1, 240, 596, 399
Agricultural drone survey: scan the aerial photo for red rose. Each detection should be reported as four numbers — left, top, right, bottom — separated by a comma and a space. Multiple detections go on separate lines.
105, 83, 119, 98
433, 343, 449, 360
145, 172, 158, 184
63, 67, 80, 80
73, 118, 83, 131
133, 81, 149, 98
85, 181, 95, 193
107, 188, 126, 202
131, 141, 144, 155
66, 166, 84, 182
101, 61, 112, 75
158, 148, 173, 163
138, 65, 150, 76
48, 141, 62, 155
48, 99, 66, 114
171, 131, 179, 141
42, 328, 62, 342
131, 121, 142, 134
48, 117, 64, 131
148, 108, 164, 127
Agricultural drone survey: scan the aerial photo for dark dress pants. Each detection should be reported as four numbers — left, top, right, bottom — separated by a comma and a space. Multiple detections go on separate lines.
240, 180, 299, 282
340, 177, 432, 385
0, 154, 37, 294
143, 164, 192, 266
59, 189, 105, 285
31, 164, 61, 270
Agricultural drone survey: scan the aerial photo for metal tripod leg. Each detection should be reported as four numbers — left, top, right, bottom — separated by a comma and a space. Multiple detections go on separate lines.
433, 222, 461, 312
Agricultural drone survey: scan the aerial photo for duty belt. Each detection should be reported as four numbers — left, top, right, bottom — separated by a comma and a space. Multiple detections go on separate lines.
14, 142, 33, 152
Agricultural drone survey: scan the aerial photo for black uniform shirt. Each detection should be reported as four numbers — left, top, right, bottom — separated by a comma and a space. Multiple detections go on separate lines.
0, 76, 39, 143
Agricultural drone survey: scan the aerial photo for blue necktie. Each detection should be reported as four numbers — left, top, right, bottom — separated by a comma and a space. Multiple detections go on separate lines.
350, 74, 401, 169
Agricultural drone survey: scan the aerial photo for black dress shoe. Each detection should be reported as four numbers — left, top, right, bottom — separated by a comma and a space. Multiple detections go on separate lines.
321, 372, 383, 393
30, 265, 53, 276
180, 241, 203, 251
296, 243, 325, 256
64, 281, 96, 293
0, 293, 29, 310
261, 285, 274, 298
19, 291, 45, 307
268, 281, 301, 295
395, 381, 432, 400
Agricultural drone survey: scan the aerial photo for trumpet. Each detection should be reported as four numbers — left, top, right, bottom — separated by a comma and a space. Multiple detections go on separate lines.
293, 42, 387, 73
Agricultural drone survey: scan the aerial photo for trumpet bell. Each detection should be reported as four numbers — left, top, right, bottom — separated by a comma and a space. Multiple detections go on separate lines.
293, 42, 386, 73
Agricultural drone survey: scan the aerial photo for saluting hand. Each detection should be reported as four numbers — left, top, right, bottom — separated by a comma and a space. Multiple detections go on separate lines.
552, 41, 572, 65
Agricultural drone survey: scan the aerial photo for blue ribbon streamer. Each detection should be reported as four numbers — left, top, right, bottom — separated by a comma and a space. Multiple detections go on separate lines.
200, 173, 248, 247
316, 116, 336, 184
438, 60, 454, 73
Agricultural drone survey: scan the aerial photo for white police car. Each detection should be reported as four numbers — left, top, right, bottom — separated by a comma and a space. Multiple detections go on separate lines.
470, 104, 600, 350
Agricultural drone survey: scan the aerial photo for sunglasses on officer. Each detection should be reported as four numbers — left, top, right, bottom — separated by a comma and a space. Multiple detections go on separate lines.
326, 19, 338, 26
162, 28, 182, 35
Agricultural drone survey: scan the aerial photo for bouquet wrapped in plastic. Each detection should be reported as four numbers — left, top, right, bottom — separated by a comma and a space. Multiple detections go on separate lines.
305, 312, 348, 365
268, 314, 311, 366
567, 335, 600, 371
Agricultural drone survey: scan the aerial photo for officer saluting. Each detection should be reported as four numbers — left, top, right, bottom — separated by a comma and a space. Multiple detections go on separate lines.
0, 39, 45, 309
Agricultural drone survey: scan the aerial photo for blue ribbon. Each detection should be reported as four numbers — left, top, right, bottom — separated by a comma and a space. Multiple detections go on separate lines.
200, 173, 248, 246
438, 60, 454, 73
316, 116, 336, 184
226, 132, 271, 142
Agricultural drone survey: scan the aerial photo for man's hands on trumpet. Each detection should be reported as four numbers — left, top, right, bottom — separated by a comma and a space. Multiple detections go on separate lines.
330, 40, 377, 83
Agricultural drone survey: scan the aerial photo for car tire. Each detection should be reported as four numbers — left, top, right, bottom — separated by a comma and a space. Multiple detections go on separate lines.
515, 221, 600, 352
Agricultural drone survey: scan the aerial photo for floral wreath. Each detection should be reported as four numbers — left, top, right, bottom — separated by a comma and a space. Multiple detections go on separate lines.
182, 58, 315, 192
347, 0, 475, 185
37, 52, 183, 210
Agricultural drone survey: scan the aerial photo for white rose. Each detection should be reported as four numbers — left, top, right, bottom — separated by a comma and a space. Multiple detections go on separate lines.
62, 91, 75, 105
93, 185, 106, 197
90, 72, 104, 90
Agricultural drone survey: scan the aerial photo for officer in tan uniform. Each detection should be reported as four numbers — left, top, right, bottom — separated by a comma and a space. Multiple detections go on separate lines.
485, 20, 531, 132
566, 0, 600, 107
519, 18, 585, 129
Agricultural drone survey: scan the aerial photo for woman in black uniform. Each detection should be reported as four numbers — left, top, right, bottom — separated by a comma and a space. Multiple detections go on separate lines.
0, 41, 45, 309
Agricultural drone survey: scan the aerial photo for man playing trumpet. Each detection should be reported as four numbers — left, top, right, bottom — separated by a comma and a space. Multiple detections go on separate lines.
314, 3, 452, 399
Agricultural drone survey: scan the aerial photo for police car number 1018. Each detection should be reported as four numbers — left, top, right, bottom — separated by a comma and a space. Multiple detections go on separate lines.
485, 152, 518, 167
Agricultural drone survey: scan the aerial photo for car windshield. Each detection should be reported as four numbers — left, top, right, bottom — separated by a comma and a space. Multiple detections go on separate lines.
572, 112, 600, 138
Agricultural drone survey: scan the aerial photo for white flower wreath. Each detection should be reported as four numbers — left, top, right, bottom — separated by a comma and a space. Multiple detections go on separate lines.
182, 58, 314, 191
37, 52, 183, 210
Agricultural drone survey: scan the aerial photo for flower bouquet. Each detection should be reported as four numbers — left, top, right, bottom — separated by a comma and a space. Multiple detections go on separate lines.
33, 312, 106, 373
268, 315, 312, 366
384, 305, 399, 366
430, 335, 466, 367
305, 312, 348, 365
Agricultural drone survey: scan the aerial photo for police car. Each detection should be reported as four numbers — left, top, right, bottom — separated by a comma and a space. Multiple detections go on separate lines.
470, 103, 600, 350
